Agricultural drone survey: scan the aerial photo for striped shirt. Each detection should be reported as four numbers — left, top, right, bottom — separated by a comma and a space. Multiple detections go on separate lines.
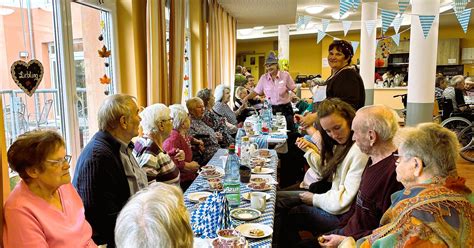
133, 137, 181, 186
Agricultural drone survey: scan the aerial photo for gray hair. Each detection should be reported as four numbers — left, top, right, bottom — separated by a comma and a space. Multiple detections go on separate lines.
196, 88, 212, 107
214, 84, 230, 102
449, 75, 464, 87
186, 97, 203, 113
357, 105, 399, 142
169, 104, 189, 130
115, 182, 193, 248
140, 103, 171, 134
395, 123, 459, 177
98, 94, 136, 132
235, 86, 247, 99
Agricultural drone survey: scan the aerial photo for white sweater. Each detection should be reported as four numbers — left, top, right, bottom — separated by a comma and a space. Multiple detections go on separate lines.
303, 143, 368, 215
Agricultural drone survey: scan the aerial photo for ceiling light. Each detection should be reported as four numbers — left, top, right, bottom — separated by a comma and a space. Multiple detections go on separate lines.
305, 5, 325, 15
331, 12, 350, 20
253, 26, 264, 30
0, 7, 14, 16
238, 29, 253, 36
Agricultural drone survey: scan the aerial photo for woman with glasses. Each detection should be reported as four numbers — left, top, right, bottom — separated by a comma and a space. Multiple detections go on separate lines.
3, 130, 97, 247
133, 104, 181, 186
319, 123, 473, 247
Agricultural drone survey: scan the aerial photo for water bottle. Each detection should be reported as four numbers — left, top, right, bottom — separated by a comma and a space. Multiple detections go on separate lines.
224, 145, 241, 207
235, 128, 245, 157
240, 136, 251, 166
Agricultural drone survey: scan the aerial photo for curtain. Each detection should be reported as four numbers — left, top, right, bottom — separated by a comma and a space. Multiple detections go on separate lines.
146, 0, 169, 105
169, 0, 186, 104
207, 0, 236, 90
189, 0, 208, 97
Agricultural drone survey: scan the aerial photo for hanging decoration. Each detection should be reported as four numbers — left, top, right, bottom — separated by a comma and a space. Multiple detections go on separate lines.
96, 8, 112, 95
342, 21, 352, 36
455, 8, 471, 33
392, 15, 403, 34
364, 20, 377, 37
418, 15, 436, 39
381, 9, 397, 34
322, 19, 330, 32
339, 0, 352, 18
351, 41, 359, 54
10, 59, 44, 97
452, 0, 468, 14
398, 0, 410, 14
316, 30, 326, 44
391, 33, 401, 46
297, 15, 311, 30
352, 0, 360, 11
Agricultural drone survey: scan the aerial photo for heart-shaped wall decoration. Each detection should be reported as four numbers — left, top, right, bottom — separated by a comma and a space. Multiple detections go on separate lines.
10, 59, 44, 97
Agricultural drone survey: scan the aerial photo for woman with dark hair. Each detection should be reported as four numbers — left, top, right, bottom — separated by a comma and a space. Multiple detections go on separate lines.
296, 40, 366, 128
197, 88, 235, 148
3, 130, 97, 247
275, 98, 368, 247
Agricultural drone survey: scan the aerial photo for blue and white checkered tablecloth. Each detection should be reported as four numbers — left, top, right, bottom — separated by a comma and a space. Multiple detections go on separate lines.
184, 149, 278, 248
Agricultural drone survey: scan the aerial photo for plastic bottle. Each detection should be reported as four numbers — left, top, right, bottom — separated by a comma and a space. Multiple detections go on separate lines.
224, 144, 241, 207
240, 136, 251, 166
235, 128, 245, 157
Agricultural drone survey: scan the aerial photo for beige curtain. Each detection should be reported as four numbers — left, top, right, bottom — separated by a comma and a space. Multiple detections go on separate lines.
169, 0, 186, 104
146, 0, 169, 105
207, 0, 236, 90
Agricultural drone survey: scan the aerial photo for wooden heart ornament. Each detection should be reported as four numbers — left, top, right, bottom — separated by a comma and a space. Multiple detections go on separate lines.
10, 59, 44, 97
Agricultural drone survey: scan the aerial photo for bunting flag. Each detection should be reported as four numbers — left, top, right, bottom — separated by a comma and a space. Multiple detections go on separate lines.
322, 19, 330, 32
352, 0, 360, 10
452, 0, 468, 14
382, 9, 397, 34
418, 15, 436, 39
392, 15, 404, 34
297, 15, 311, 30
340, 0, 352, 18
351, 41, 359, 54
342, 21, 352, 36
455, 8, 471, 33
317, 30, 326, 44
365, 20, 377, 36
391, 33, 400, 46
398, 0, 410, 14
375, 39, 380, 49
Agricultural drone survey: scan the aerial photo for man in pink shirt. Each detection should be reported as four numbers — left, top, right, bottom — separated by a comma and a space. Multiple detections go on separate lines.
244, 51, 297, 131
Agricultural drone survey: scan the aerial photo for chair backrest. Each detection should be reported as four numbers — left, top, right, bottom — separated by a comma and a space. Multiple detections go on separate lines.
441, 98, 453, 121
38, 99, 53, 125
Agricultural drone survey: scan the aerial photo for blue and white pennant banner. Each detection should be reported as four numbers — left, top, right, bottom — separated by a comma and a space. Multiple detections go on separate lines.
398, 0, 410, 14
340, 0, 352, 18
351, 41, 359, 54
455, 8, 471, 33
317, 30, 326, 44
322, 19, 330, 32
418, 15, 436, 39
342, 21, 352, 36
352, 0, 360, 10
297, 15, 311, 30
382, 9, 397, 34
452, 0, 468, 14
391, 33, 400, 46
392, 15, 403, 34
365, 20, 377, 36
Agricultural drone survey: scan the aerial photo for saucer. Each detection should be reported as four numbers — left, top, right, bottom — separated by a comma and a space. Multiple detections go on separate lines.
235, 223, 273, 239
230, 208, 261, 221
246, 183, 272, 191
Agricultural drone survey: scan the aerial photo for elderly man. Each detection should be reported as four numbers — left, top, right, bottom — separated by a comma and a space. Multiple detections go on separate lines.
115, 182, 194, 248
319, 123, 473, 247
186, 97, 220, 165
443, 75, 468, 112
73, 94, 147, 247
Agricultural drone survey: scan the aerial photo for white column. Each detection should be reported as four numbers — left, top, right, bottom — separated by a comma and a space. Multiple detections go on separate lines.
406, 0, 440, 126
360, 2, 378, 105
278, 25, 289, 61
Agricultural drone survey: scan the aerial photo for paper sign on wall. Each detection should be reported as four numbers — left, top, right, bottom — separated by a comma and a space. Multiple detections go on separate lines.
322, 58, 329, 68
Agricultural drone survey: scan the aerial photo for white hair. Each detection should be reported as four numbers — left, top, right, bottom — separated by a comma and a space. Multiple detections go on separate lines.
449, 75, 464, 87
357, 105, 399, 142
115, 183, 193, 248
140, 103, 170, 134
169, 104, 189, 130
98, 94, 136, 131
214, 84, 230, 102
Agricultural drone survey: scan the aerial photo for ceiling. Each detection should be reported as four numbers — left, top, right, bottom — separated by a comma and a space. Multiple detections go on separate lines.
216, 0, 473, 40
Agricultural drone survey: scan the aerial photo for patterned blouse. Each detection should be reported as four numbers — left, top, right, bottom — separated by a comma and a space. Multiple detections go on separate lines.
213, 101, 238, 125
188, 116, 220, 165
133, 137, 181, 186
202, 109, 235, 148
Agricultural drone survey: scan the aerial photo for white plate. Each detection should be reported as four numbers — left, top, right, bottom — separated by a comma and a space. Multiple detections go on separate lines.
235, 223, 273, 239
246, 183, 272, 191
199, 167, 225, 179
230, 208, 261, 221
187, 191, 212, 203
251, 168, 274, 174
241, 192, 271, 201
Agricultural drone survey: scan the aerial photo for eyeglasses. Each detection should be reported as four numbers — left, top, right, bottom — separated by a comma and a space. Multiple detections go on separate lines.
161, 118, 173, 123
394, 153, 425, 167
46, 155, 72, 167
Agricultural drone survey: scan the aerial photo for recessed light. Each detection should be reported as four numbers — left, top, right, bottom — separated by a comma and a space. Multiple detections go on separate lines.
253, 26, 264, 30
331, 12, 350, 20
238, 29, 253, 36
305, 5, 325, 15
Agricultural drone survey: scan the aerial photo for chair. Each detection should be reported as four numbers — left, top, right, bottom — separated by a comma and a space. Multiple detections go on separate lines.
32, 99, 54, 128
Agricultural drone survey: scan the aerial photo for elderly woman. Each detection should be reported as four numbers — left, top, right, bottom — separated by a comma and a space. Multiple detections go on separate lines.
213, 84, 246, 126
115, 182, 193, 248
319, 123, 474, 247
186, 97, 220, 165
3, 130, 97, 247
133, 103, 180, 186
197, 88, 235, 147
163, 104, 200, 190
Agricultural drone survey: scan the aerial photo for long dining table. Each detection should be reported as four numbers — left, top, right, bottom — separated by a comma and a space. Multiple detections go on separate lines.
184, 148, 279, 248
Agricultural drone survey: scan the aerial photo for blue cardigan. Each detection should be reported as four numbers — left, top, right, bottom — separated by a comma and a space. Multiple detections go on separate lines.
73, 131, 130, 247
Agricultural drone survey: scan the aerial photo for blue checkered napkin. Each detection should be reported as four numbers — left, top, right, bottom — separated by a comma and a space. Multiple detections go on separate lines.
190, 192, 233, 238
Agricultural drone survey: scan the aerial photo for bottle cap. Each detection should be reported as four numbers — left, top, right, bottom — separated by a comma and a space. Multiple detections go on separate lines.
242, 136, 249, 142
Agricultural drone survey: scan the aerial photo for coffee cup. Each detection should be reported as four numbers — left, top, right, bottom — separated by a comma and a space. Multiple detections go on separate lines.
239, 165, 251, 183
217, 229, 241, 246
250, 192, 267, 212
207, 178, 223, 190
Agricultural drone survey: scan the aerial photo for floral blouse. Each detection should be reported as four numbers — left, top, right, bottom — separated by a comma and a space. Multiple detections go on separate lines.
202, 109, 235, 148
188, 117, 220, 165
